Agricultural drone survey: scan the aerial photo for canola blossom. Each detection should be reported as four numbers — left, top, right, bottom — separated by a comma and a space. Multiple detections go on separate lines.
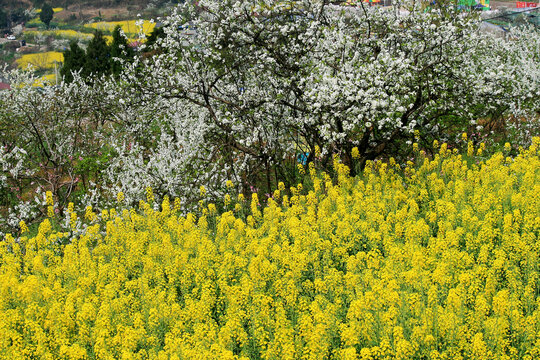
35, 7, 64, 13
16, 51, 64, 70
1, 140, 539, 359
84, 20, 156, 36
24, 29, 121, 45
32, 74, 56, 87
25, 29, 94, 41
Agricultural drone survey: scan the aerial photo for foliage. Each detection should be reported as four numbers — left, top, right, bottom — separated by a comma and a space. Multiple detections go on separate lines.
103, 0, 539, 201
84, 30, 111, 78
144, 25, 165, 50
58, 27, 135, 83
0, 70, 113, 231
39, 3, 54, 29
60, 40, 86, 83
0, 8, 8, 29
1, 140, 540, 359
8, 8, 30, 26
110, 25, 135, 76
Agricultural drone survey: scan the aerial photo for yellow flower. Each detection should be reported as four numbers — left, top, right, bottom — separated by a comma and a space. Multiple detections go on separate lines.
146, 186, 155, 203
162, 195, 170, 215
37, 218, 52, 237
174, 197, 181, 213
19, 220, 29, 233
45, 191, 54, 206
70, 211, 77, 230
351, 147, 360, 159
315, 145, 321, 157
439, 142, 448, 156
85, 206, 95, 221
468, 141, 474, 157
47, 205, 55, 218
1, 139, 538, 359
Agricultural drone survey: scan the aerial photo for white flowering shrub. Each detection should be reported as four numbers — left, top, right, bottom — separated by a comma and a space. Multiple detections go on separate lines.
0, 70, 112, 233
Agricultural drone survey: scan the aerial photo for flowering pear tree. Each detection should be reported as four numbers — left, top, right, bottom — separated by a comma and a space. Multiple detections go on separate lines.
107, 0, 539, 195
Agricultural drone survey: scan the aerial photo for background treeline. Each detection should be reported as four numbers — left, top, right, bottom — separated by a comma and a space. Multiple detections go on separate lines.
0, 0, 183, 13
0, 0, 182, 30
0, 7, 31, 30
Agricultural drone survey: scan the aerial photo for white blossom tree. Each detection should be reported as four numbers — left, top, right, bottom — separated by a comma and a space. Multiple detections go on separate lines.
106, 0, 538, 189
0, 70, 113, 232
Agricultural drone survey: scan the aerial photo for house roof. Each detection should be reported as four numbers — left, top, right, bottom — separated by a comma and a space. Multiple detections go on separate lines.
0, 82, 10, 90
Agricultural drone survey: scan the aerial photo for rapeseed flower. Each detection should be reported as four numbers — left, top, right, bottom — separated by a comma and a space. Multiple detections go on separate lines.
1, 138, 539, 359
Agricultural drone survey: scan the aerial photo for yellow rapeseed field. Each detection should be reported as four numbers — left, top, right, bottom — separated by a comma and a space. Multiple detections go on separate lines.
1, 138, 539, 359
25, 29, 94, 41
17, 51, 63, 70
84, 20, 156, 36
31, 73, 56, 87
35, 7, 64, 13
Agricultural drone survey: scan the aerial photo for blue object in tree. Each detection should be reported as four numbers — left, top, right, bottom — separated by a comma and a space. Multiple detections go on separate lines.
297, 152, 308, 165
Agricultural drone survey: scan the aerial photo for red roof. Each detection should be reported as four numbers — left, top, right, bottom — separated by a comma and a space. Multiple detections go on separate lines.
0, 82, 10, 90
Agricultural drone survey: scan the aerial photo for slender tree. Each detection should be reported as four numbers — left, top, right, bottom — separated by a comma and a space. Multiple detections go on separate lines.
0, 9, 8, 29
84, 30, 111, 79
60, 40, 86, 83
109, 25, 134, 77
39, 3, 54, 29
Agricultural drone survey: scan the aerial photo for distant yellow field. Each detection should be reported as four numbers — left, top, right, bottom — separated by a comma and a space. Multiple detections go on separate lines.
35, 7, 64, 13
32, 73, 57, 86
17, 52, 64, 70
25, 29, 93, 41
24, 30, 134, 45
84, 20, 155, 36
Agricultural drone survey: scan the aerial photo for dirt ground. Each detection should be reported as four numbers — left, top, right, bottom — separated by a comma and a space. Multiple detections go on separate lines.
54, 5, 133, 22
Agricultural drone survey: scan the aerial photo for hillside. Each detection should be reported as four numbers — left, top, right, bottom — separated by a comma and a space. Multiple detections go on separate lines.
0, 0, 177, 23
0, 0, 164, 10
